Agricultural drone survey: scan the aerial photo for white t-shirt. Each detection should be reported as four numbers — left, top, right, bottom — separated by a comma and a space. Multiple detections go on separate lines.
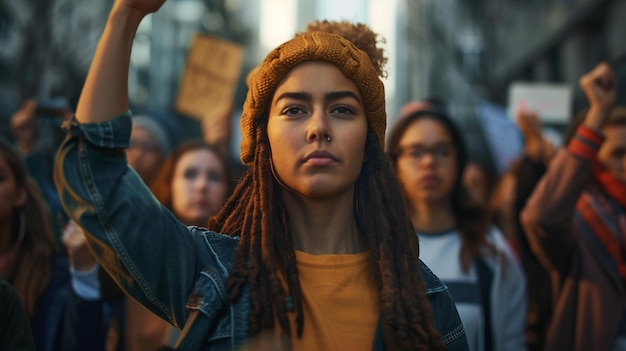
418, 228, 485, 351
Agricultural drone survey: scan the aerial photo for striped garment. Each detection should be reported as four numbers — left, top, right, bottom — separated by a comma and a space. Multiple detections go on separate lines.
570, 125, 626, 283
575, 185, 626, 281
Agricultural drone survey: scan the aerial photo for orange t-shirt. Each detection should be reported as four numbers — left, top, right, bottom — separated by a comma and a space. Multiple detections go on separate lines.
285, 250, 380, 351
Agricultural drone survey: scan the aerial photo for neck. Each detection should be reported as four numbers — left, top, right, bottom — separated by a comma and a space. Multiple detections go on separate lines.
281, 189, 366, 255
410, 200, 456, 233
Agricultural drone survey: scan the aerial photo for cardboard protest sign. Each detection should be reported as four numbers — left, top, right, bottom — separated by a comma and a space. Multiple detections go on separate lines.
507, 82, 572, 123
175, 33, 243, 120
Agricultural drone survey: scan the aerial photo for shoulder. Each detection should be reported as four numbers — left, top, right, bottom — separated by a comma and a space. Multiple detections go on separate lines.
191, 228, 240, 251
419, 259, 447, 294
420, 260, 469, 349
484, 227, 526, 283
190, 227, 240, 275
485, 226, 519, 264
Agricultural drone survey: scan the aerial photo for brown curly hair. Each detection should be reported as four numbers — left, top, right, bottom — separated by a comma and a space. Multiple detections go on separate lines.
301, 20, 388, 78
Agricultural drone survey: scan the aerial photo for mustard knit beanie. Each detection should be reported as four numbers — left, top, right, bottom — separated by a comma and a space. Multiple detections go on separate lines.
240, 31, 386, 165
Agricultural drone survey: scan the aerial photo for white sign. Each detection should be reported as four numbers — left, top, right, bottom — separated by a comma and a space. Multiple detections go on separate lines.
507, 82, 572, 123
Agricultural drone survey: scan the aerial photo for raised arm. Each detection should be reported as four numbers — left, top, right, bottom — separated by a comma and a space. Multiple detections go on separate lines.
55, 0, 203, 328
75, 0, 165, 123
579, 63, 617, 132
521, 62, 616, 272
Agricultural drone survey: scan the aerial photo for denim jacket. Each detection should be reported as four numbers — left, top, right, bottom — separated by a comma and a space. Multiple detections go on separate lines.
54, 113, 468, 351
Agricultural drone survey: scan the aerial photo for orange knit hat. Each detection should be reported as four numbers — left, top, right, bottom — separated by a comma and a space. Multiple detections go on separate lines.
240, 31, 386, 165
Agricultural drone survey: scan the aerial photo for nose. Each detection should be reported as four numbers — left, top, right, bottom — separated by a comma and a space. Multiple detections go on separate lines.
193, 174, 209, 192
418, 151, 437, 167
305, 109, 331, 143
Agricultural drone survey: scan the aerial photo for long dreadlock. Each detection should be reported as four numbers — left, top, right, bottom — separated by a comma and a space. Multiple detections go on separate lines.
209, 125, 446, 350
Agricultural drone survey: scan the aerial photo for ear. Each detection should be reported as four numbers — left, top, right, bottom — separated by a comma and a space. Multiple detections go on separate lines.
14, 186, 27, 208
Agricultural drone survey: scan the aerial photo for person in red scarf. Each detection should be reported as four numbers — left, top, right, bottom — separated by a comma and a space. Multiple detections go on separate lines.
522, 61, 626, 351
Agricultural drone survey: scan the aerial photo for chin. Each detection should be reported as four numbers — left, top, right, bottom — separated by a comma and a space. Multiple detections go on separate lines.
420, 192, 446, 204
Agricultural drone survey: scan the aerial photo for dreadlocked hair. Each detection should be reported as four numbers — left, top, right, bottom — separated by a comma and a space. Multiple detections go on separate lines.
208, 126, 445, 350
208, 120, 299, 344
357, 129, 446, 350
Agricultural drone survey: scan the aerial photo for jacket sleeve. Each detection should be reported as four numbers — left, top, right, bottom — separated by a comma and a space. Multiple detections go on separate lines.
520, 125, 602, 275
54, 113, 199, 328
420, 262, 470, 351
432, 289, 470, 351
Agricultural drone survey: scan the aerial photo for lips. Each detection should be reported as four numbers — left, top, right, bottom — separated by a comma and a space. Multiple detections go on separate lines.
303, 149, 338, 166
419, 174, 440, 187
192, 198, 210, 208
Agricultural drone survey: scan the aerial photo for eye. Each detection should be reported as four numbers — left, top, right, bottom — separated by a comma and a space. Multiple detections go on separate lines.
330, 104, 356, 116
184, 169, 198, 180
409, 148, 425, 159
436, 146, 453, 158
207, 170, 223, 183
282, 106, 306, 117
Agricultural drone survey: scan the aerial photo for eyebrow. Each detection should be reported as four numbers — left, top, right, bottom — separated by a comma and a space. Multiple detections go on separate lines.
274, 91, 362, 104
400, 141, 455, 148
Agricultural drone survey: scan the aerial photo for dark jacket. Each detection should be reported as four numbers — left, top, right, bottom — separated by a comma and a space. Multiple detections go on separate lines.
0, 278, 36, 351
28, 257, 109, 351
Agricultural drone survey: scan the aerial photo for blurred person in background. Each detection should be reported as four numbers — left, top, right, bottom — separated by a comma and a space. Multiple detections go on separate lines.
387, 102, 528, 351
10, 98, 73, 249
522, 62, 626, 351
150, 140, 234, 228
0, 139, 105, 351
127, 114, 173, 185
489, 109, 556, 350
58, 141, 234, 351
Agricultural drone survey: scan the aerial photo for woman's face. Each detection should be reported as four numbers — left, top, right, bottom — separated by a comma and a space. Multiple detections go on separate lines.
598, 125, 626, 183
266, 61, 368, 199
395, 117, 458, 206
170, 149, 228, 226
0, 155, 25, 222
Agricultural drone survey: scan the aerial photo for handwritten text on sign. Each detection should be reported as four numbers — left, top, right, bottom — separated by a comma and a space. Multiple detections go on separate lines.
176, 34, 243, 120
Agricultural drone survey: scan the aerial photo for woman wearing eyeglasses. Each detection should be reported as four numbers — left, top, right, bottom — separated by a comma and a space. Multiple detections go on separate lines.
386, 103, 528, 351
